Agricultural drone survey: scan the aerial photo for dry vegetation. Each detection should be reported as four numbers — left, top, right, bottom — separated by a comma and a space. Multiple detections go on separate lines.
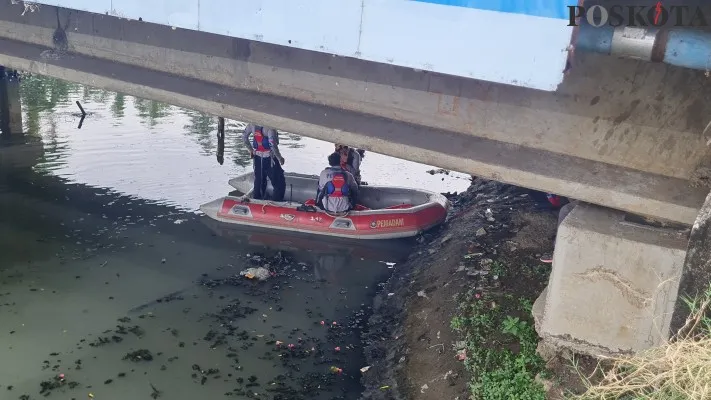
572, 285, 711, 400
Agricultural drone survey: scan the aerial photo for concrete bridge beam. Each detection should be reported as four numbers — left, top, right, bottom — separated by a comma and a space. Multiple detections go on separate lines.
0, 3, 709, 224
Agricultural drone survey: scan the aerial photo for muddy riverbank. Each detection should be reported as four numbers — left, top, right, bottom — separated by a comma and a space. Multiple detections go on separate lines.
360, 178, 571, 400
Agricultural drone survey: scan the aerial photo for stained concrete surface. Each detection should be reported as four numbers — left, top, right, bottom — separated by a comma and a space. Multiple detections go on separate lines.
0, 70, 22, 135
534, 204, 689, 356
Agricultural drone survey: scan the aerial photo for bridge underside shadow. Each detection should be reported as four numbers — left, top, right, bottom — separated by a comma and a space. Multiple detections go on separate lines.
0, 2, 709, 225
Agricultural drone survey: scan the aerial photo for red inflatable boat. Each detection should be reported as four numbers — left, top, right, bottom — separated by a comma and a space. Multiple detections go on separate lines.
200, 172, 450, 240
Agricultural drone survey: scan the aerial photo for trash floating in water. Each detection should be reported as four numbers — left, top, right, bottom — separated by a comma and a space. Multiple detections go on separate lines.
239, 267, 270, 281
329, 366, 343, 374
360, 366, 371, 373
123, 349, 153, 362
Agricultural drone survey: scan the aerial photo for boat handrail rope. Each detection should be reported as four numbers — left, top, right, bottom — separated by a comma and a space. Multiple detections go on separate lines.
261, 201, 284, 214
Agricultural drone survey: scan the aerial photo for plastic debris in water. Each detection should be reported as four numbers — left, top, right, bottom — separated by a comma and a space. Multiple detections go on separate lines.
334, 346, 341, 352
360, 366, 371, 373
320, 321, 325, 326
239, 267, 270, 281
329, 366, 343, 374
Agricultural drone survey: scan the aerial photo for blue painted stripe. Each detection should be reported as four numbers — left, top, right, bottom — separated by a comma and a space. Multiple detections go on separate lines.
664, 30, 711, 71
576, 20, 613, 54
410, 0, 578, 20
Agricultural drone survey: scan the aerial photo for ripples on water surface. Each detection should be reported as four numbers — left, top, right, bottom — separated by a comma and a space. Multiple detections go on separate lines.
0, 74, 471, 399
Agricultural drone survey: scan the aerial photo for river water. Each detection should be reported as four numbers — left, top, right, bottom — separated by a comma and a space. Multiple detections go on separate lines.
0, 73, 470, 400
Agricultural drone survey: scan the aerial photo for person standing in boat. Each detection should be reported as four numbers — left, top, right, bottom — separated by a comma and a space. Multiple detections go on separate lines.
316, 152, 359, 213
242, 124, 286, 201
335, 144, 363, 185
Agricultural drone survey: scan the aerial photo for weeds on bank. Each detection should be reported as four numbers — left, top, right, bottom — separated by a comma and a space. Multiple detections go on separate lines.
451, 287, 546, 400
573, 284, 711, 400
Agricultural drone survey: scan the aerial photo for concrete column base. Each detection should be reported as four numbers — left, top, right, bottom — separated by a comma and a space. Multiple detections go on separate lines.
0, 69, 22, 135
6, 75, 22, 134
533, 204, 688, 356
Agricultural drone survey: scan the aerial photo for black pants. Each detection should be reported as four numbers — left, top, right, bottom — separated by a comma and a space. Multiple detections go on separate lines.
253, 156, 286, 201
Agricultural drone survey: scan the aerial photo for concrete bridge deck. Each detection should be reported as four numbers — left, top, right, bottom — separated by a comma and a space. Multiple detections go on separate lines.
0, 2, 710, 226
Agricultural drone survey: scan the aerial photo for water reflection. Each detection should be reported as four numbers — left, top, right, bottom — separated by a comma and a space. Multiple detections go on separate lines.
110, 93, 126, 120
134, 98, 172, 127
5, 73, 470, 210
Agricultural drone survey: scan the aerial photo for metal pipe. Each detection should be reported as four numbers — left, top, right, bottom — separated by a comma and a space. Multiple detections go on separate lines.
664, 30, 711, 71
576, 19, 711, 71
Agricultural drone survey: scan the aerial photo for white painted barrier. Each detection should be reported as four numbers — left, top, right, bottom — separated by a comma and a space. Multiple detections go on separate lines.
32, 0, 576, 91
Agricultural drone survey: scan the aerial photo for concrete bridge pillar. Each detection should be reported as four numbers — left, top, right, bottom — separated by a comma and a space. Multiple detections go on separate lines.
0, 67, 22, 136
533, 202, 702, 356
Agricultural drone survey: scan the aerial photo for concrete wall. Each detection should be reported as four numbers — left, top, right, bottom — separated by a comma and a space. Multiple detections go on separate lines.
0, 2, 709, 224
0, 71, 22, 135
31, 0, 575, 91
534, 204, 688, 355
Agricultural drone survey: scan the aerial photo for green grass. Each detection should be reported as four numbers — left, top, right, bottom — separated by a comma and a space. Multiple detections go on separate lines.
451, 288, 546, 400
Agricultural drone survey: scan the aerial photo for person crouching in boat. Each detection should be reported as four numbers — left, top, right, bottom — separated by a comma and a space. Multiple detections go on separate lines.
316, 152, 359, 213
335, 144, 363, 185
242, 124, 286, 201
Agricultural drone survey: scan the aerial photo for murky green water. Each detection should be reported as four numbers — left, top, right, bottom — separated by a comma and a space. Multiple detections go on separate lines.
0, 73, 470, 400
